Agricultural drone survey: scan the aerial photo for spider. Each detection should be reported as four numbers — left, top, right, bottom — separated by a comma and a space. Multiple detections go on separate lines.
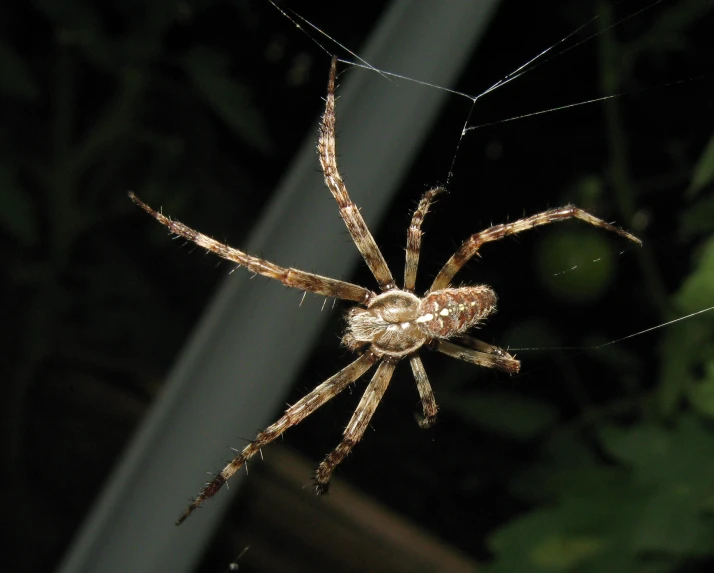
129, 57, 641, 525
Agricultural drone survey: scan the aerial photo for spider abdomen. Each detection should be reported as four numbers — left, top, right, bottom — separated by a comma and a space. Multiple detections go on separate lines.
416, 286, 497, 339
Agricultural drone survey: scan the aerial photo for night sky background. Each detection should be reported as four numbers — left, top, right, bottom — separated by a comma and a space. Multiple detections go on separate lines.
2, 0, 714, 571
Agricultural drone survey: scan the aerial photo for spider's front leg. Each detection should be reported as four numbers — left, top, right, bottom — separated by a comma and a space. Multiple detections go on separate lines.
129, 192, 373, 304
430, 205, 642, 292
175, 352, 377, 525
318, 57, 396, 292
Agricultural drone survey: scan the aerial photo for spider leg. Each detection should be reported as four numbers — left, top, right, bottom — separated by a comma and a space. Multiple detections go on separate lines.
129, 192, 373, 304
404, 186, 445, 292
175, 351, 377, 525
318, 57, 396, 292
434, 338, 520, 375
429, 205, 642, 292
314, 358, 397, 494
409, 354, 438, 428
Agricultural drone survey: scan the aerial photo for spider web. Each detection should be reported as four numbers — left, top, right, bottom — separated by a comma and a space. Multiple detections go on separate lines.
24, 2, 709, 573
269, 0, 713, 357
238, 0, 713, 559
196, 1, 714, 568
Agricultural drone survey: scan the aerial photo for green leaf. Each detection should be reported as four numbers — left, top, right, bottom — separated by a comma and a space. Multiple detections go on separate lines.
184, 48, 272, 153
489, 420, 714, 571
441, 391, 558, 440
680, 193, 714, 238
658, 236, 714, 416
486, 508, 607, 573
486, 472, 651, 573
598, 417, 714, 555
632, 482, 714, 555
675, 235, 714, 315
530, 534, 605, 571
686, 133, 714, 198
599, 418, 714, 483
688, 360, 714, 418
512, 456, 619, 506
657, 322, 700, 417
0, 165, 38, 245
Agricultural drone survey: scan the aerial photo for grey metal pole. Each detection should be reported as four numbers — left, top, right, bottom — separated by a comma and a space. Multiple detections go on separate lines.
57, 1, 501, 572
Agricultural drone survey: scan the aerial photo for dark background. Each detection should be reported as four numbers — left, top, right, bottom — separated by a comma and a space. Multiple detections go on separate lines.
2, 0, 714, 571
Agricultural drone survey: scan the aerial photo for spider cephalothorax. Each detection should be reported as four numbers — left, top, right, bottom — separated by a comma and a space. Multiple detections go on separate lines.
130, 57, 641, 524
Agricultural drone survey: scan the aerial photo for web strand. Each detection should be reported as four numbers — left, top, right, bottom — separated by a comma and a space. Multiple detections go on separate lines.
510, 306, 714, 354
264, 0, 710, 353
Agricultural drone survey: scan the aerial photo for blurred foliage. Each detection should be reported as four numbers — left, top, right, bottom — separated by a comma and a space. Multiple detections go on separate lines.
535, 227, 616, 304
0, 0, 291, 570
440, 390, 559, 441
486, 417, 714, 573
434, 2, 714, 571
1, 0, 714, 572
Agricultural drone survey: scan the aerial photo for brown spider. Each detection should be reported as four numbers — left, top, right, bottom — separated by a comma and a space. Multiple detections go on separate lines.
129, 57, 641, 525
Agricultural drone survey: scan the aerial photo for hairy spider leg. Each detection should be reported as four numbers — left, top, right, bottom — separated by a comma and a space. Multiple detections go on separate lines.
409, 355, 438, 428
434, 338, 520, 374
403, 187, 445, 429
429, 205, 643, 292
128, 192, 373, 305
319, 57, 396, 292
175, 352, 378, 525
404, 186, 445, 292
314, 359, 397, 493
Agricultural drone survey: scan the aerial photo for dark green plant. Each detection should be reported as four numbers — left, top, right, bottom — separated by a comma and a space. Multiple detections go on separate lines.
438, 3, 714, 571
0, 1, 277, 569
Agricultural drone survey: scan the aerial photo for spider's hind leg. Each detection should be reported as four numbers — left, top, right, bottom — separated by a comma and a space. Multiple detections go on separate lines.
409, 354, 438, 428
175, 352, 376, 525
314, 359, 396, 493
